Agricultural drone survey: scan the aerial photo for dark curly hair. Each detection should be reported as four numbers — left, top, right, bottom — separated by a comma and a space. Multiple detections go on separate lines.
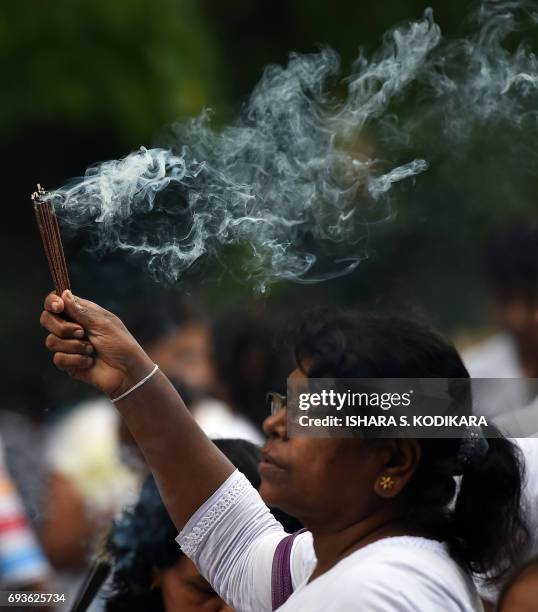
105, 438, 300, 611
293, 308, 530, 582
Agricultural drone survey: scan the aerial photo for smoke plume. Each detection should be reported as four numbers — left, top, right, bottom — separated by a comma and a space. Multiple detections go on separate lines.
51, 1, 538, 292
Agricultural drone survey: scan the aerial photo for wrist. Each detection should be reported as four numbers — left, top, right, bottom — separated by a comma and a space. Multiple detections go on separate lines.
111, 350, 156, 400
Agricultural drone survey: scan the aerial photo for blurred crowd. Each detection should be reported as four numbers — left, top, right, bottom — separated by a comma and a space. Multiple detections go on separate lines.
0, 217, 536, 612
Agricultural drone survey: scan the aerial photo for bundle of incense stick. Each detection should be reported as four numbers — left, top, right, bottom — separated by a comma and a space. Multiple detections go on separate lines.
32, 184, 71, 296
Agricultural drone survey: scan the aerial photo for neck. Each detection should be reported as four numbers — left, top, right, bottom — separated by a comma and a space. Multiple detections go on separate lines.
306, 508, 416, 581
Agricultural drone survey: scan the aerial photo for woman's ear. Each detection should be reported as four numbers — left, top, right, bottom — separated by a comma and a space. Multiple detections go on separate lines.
373, 439, 421, 499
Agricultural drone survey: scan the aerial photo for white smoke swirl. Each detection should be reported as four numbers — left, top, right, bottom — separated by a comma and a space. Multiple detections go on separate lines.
51, 1, 538, 292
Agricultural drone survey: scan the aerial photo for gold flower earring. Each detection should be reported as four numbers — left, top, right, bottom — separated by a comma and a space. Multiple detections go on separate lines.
379, 475, 395, 490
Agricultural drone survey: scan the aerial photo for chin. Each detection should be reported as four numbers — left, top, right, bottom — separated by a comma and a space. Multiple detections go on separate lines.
260, 479, 299, 516
259, 479, 284, 507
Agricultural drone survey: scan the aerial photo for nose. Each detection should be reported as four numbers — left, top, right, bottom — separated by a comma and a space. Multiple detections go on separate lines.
262, 407, 288, 440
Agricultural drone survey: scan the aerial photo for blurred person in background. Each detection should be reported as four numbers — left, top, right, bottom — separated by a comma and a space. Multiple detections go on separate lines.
463, 220, 538, 609
463, 219, 538, 420
0, 381, 53, 527
120, 297, 265, 451
121, 291, 217, 396
211, 308, 293, 431
0, 434, 51, 594
104, 439, 300, 612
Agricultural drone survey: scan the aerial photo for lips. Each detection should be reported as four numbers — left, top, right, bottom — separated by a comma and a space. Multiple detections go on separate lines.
259, 448, 287, 477
261, 448, 286, 469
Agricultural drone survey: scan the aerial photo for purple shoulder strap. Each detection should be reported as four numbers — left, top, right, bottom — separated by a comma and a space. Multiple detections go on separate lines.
271, 529, 306, 610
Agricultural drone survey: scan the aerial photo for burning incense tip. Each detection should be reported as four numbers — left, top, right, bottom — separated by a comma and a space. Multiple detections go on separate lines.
32, 184, 71, 296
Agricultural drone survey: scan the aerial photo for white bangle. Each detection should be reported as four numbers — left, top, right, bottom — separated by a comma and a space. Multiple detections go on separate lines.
111, 364, 159, 403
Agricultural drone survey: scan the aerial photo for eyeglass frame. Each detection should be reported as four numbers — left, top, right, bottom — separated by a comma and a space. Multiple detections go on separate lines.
266, 391, 286, 416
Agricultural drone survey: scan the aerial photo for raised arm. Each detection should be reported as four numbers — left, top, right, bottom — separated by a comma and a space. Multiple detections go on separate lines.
39, 290, 235, 530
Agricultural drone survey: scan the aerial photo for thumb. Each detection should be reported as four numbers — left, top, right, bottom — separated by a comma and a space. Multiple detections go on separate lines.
61, 290, 97, 326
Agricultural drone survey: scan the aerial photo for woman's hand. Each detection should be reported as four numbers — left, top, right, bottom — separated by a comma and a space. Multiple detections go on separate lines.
40, 290, 155, 398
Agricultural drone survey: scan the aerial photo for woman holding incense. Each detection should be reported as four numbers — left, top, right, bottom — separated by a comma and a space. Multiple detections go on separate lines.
40, 290, 529, 611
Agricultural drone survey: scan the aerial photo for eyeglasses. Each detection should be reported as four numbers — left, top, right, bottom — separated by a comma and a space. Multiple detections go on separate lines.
266, 392, 286, 416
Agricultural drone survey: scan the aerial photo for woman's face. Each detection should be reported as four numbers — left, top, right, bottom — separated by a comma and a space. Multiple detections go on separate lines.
259, 368, 394, 528
146, 323, 216, 393
160, 555, 233, 612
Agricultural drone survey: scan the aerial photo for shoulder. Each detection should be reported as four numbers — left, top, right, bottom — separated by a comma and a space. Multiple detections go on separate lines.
319, 538, 480, 611
290, 531, 316, 587
462, 333, 520, 377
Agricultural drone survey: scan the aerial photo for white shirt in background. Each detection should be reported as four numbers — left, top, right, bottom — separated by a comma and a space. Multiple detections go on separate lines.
46, 396, 264, 514
463, 333, 531, 419
46, 398, 139, 516
463, 333, 523, 380
192, 398, 264, 445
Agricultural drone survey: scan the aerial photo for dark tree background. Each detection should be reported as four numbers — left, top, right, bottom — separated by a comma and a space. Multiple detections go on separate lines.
1, 0, 536, 413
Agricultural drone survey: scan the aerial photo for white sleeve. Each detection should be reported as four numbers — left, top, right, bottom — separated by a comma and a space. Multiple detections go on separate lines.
176, 470, 298, 612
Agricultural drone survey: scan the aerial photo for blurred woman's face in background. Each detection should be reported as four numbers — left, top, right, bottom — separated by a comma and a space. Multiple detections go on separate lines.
159, 555, 233, 612
497, 298, 538, 349
146, 323, 216, 392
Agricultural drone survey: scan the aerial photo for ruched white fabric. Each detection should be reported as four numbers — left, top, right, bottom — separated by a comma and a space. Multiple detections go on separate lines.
177, 470, 483, 611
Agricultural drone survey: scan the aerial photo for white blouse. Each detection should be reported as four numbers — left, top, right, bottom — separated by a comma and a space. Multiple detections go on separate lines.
177, 470, 482, 611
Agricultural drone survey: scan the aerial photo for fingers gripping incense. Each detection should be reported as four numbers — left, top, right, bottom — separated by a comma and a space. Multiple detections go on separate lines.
32, 184, 71, 296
